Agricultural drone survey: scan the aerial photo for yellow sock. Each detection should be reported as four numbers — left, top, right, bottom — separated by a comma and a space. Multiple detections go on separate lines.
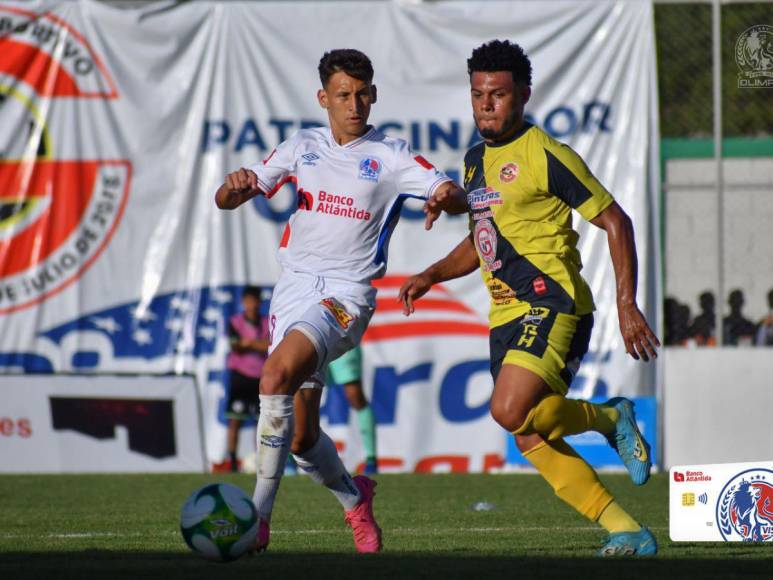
598, 501, 642, 533
515, 394, 619, 440
521, 438, 613, 521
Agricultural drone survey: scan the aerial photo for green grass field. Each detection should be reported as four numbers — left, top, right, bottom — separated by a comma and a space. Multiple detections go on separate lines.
0, 472, 770, 579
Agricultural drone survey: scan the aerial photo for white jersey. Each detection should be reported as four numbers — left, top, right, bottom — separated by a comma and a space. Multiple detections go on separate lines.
248, 126, 451, 284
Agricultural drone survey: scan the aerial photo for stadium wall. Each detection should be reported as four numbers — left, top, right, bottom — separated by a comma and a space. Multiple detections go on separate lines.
663, 348, 773, 468
662, 139, 773, 324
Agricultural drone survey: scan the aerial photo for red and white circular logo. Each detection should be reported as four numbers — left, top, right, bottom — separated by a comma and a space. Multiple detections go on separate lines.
0, 6, 131, 315
499, 162, 519, 183
474, 218, 497, 264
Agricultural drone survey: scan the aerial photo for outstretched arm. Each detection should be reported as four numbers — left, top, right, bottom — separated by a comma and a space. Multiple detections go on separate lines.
590, 201, 660, 361
398, 234, 479, 315
215, 168, 264, 210
423, 181, 468, 230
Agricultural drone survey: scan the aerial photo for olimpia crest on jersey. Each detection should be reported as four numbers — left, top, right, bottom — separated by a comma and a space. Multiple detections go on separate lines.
358, 157, 382, 182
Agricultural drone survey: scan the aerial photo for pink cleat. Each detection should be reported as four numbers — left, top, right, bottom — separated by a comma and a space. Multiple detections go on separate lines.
255, 519, 270, 552
344, 475, 382, 553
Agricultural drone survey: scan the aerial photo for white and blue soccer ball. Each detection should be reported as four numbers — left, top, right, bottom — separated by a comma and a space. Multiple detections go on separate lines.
180, 483, 258, 562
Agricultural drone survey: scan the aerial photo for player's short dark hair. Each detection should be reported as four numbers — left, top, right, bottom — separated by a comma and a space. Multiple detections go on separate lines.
242, 285, 262, 300
467, 40, 532, 88
318, 49, 374, 87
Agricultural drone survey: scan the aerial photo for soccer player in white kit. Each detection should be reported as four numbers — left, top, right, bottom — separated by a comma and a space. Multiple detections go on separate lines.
215, 49, 467, 553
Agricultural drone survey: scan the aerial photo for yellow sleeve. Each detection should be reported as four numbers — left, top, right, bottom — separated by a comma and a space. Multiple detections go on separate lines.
541, 139, 614, 221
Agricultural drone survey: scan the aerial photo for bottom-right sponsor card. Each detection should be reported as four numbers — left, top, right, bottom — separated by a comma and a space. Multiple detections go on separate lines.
670, 460, 773, 541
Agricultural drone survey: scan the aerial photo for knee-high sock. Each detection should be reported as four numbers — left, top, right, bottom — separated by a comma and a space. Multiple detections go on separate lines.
598, 500, 642, 533
253, 394, 294, 522
514, 393, 618, 440
355, 405, 377, 462
293, 430, 362, 510
521, 438, 614, 522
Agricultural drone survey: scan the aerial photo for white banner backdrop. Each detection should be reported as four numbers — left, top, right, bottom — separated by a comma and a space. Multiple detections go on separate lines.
0, 374, 205, 473
0, 1, 660, 471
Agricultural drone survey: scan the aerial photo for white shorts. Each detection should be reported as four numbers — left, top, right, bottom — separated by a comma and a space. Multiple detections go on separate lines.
268, 269, 376, 388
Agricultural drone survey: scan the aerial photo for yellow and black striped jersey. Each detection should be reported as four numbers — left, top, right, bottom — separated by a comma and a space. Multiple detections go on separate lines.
464, 123, 614, 329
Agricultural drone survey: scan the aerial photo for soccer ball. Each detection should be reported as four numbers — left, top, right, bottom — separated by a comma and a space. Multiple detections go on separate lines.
180, 483, 258, 562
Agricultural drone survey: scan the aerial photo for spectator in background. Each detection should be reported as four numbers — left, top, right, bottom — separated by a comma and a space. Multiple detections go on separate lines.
664, 297, 692, 346
663, 298, 680, 346
688, 291, 716, 346
755, 289, 773, 346
674, 303, 692, 346
225, 285, 270, 472
723, 289, 757, 346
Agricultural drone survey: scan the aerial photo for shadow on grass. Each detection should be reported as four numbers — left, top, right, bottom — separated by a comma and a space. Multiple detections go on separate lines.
0, 550, 771, 580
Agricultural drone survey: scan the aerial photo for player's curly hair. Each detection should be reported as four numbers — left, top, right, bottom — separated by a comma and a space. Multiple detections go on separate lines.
467, 40, 532, 87
318, 49, 374, 87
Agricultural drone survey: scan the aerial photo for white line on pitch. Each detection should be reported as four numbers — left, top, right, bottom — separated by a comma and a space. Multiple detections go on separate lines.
278, 526, 669, 535
0, 526, 668, 540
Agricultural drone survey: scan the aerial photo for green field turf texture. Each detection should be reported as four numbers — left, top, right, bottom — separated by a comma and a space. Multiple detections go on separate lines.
0, 473, 770, 579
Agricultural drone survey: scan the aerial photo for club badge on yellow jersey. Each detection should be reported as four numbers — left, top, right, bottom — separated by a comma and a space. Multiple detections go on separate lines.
498, 162, 519, 183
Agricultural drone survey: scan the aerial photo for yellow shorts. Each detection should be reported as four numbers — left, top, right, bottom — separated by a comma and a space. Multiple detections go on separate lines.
489, 307, 593, 395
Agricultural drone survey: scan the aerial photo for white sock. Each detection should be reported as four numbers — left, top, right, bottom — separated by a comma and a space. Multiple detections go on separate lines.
293, 430, 362, 510
253, 394, 294, 522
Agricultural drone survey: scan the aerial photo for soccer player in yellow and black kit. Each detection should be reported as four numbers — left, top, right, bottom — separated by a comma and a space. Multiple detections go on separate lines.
401, 40, 660, 556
